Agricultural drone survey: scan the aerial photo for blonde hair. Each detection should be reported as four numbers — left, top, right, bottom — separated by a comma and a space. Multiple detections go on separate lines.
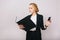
29, 3, 39, 13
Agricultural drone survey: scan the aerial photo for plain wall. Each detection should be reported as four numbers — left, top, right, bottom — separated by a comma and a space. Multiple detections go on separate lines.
0, 0, 60, 40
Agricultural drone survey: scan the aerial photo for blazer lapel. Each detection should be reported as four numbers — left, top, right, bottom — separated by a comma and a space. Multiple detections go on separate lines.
28, 14, 39, 26
37, 14, 40, 26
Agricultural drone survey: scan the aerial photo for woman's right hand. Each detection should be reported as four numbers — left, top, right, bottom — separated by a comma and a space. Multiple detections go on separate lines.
18, 24, 25, 29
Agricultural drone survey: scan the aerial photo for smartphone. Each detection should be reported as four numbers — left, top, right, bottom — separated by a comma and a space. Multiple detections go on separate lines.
48, 17, 51, 21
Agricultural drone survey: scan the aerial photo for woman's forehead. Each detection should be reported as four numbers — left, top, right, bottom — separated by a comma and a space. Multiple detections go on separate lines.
29, 5, 35, 8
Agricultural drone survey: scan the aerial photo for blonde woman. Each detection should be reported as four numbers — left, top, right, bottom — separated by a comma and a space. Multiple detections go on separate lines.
17, 3, 51, 40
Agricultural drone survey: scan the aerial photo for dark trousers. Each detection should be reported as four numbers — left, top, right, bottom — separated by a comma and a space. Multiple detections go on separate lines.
26, 31, 42, 40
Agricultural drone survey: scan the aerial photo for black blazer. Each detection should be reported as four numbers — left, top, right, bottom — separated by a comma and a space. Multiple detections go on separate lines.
16, 14, 46, 31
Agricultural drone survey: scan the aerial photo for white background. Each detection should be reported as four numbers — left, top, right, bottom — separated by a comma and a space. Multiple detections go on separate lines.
0, 0, 60, 40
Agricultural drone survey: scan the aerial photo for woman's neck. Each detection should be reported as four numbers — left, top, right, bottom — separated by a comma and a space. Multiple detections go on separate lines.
32, 12, 37, 16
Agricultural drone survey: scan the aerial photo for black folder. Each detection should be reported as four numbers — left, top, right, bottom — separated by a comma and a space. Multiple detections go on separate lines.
16, 16, 36, 31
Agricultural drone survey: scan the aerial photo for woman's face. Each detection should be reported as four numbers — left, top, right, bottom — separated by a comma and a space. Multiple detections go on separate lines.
29, 5, 36, 13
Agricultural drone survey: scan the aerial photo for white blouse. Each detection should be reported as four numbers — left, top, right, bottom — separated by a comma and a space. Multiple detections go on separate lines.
30, 14, 37, 25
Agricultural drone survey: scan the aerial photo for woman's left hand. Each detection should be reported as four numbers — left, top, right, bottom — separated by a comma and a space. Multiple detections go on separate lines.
45, 20, 51, 27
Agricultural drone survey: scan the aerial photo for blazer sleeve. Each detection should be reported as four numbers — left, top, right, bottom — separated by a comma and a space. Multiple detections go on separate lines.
40, 15, 47, 30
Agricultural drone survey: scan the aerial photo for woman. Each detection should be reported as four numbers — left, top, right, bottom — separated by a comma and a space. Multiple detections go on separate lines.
17, 3, 51, 40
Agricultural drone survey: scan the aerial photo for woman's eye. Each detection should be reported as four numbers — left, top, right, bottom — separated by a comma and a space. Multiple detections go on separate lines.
29, 7, 32, 9
30, 8, 32, 9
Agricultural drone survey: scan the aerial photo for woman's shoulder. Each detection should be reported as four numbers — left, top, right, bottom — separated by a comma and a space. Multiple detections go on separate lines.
21, 14, 31, 20
25, 14, 31, 18
37, 13, 43, 17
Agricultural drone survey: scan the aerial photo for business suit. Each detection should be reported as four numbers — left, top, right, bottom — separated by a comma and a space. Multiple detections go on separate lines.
17, 13, 46, 40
